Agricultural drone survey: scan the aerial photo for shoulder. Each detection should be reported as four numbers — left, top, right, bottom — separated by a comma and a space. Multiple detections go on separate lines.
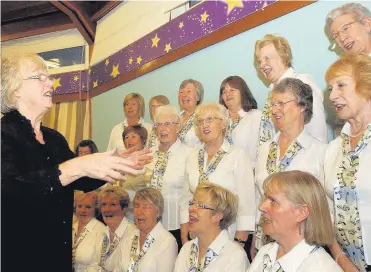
294, 72, 317, 85
245, 109, 262, 119
300, 247, 342, 271
180, 143, 196, 155
224, 239, 247, 256
111, 122, 124, 132
325, 136, 342, 157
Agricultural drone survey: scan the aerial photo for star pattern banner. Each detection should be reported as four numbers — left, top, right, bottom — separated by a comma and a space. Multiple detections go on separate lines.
52, 0, 277, 96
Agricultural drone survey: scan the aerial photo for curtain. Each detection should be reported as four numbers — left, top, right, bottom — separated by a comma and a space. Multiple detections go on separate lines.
43, 99, 91, 152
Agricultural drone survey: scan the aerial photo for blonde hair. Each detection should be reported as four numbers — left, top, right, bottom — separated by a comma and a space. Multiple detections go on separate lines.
194, 102, 228, 140
73, 191, 99, 215
325, 53, 371, 101
98, 185, 130, 209
1, 52, 48, 113
263, 171, 334, 246
123, 93, 145, 118
254, 34, 293, 68
194, 182, 238, 230
149, 95, 170, 121
133, 187, 164, 222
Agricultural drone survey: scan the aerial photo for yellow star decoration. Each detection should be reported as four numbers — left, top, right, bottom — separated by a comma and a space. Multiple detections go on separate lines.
200, 11, 209, 23
105, 58, 110, 66
53, 78, 61, 90
73, 75, 79, 81
151, 34, 160, 48
137, 56, 142, 64
164, 43, 172, 53
111, 64, 120, 78
129, 58, 133, 65
224, 0, 244, 15
93, 80, 98, 88
179, 22, 184, 29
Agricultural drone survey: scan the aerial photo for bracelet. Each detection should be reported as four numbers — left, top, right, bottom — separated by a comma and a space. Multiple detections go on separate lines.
234, 238, 247, 245
335, 252, 347, 264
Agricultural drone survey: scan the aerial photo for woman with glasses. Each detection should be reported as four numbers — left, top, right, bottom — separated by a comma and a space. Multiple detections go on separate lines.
254, 34, 327, 152
324, 53, 371, 272
178, 79, 204, 148
175, 182, 249, 272
116, 187, 178, 272
219, 76, 262, 168
1, 52, 149, 272
248, 171, 342, 272
326, 3, 371, 56
180, 102, 256, 252
145, 95, 170, 149
253, 78, 327, 257
107, 93, 152, 151
145, 105, 194, 249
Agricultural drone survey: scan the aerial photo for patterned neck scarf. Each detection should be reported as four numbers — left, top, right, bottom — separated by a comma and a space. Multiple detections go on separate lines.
334, 125, 371, 270
188, 242, 218, 272
198, 148, 227, 183
149, 150, 170, 191
127, 234, 155, 272
226, 114, 242, 144
99, 231, 121, 269
72, 226, 89, 266
178, 113, 195, 143
262, 254, 284, 272
266, 140, 303, 174
145, 127, 157, 149
259, 92, 275, 147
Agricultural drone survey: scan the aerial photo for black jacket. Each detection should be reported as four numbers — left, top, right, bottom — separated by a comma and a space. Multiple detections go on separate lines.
1, 110, 104, 272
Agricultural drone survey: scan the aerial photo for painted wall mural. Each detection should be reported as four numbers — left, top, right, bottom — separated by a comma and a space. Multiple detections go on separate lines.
52, 0, 277, 96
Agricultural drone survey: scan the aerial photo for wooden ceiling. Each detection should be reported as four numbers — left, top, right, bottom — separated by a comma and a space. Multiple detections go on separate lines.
1, 1, 121, 44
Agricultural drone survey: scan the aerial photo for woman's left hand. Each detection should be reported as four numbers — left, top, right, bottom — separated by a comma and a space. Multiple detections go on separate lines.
117, 148, 153, 169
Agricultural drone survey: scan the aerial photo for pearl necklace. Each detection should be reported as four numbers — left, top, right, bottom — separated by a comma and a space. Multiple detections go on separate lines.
349, 130, 365, 138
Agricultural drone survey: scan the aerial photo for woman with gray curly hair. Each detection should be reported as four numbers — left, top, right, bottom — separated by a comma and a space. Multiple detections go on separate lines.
175, 182, 249, 271
326, 2, 371, 55
88, 186, 137, 272
253, 78, 327, 257
116, 187, 178, 272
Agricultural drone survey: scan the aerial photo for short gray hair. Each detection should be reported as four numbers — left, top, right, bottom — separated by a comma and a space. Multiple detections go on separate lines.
153, 105, 180, 123
272, 78, 313, 125
133, 187, 164, 222
326, 3, 371, 31
179, 79, 204, 105
98, 186, 130, 209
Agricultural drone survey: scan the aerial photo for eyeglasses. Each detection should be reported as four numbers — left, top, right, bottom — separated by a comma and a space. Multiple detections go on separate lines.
332, 21, 356, 41
23, 74, 55, 82
188, 201, 215, 211
154, 122, 179, 128
196, 117, 222, 126
269, 99, 296, 109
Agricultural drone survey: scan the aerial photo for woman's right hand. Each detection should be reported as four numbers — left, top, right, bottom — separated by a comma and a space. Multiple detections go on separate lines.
59, 149, 140, 185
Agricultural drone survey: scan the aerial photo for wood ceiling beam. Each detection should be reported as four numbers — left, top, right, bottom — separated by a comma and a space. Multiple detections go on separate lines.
91, 1, 121, 22
49, 1, 94, 45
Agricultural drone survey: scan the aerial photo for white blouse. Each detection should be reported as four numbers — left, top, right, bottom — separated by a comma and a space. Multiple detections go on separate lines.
73, 218, 106, 272
147, 139, 195, 230
248, 240, 342, 272
228, 109, 262, 169
179, 110, 201, 148
268, 67, 328, 144
88, 217, 137, 272
180, 140, 256, 237
115, 222, 178, 272
324, 122, 371, 265
174, 229, 249, 272
107, 118, 152, 151
255, 129, 327, 199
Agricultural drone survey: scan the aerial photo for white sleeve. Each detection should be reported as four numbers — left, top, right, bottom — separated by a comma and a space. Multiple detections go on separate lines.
235, 149, 256, 231
174, 243, 190, 272
226, 248, 250, 271
297, 74, 328, 143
